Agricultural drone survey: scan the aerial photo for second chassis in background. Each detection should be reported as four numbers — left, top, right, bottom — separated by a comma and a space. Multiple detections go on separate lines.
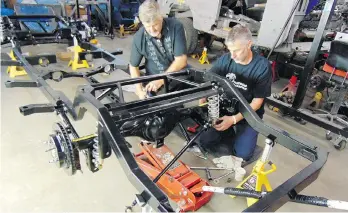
158, 0, 348, 53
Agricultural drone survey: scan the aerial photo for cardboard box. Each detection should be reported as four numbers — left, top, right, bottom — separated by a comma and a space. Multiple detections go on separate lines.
65, 5, 87, 20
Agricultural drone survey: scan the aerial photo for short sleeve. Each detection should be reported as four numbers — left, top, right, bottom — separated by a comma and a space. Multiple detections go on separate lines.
253, 62, 272, 98
130, 37, 143, 67
173, 22, 187, 57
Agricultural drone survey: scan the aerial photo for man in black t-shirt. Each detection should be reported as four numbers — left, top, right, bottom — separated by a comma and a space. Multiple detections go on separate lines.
129, 0, 188, 99
198, 25, 272, 161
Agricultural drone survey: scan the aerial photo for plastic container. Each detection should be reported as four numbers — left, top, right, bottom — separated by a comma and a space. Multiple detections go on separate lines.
234, 167, 246, 181
232, 156, 243, 169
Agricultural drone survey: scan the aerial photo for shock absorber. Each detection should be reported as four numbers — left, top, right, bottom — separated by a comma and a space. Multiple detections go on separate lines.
208, 94, 220, 125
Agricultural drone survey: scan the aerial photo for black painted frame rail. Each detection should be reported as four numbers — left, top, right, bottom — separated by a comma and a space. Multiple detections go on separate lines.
71, 69, 328, 212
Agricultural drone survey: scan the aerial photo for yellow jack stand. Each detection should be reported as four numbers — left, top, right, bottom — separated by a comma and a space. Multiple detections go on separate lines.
116, 23, 139, 38
230, 138, 277, 207
68, 37, 90, 71
128, 22, 139, 31
6, 50, 27, 78
307, 92, 323, 110
90, 39, 99, 45
199, 47, 210, 64
118, 24, 125, 38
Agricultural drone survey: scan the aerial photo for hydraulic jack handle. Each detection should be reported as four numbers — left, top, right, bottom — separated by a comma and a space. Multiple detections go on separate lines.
202, 186, 348, 211
153, 124, 208, 182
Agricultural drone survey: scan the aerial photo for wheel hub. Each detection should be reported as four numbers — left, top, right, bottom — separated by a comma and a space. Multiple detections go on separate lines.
46, 122, 78, 175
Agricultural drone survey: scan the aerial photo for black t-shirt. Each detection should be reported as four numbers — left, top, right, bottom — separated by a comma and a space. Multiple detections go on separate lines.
210, 52, 272, 118
130, 18, 187, 75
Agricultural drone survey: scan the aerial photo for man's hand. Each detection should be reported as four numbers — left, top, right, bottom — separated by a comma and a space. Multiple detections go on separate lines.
199, 98, 207, 105
145, 79, 164, 92
136, 89, 147, 100
214, 116, 234, 131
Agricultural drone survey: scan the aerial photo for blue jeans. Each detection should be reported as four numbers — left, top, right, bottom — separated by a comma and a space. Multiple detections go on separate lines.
198, 121, 258, 161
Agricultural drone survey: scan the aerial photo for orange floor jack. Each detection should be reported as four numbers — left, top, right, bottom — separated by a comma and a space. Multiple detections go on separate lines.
128, 126, 213, 212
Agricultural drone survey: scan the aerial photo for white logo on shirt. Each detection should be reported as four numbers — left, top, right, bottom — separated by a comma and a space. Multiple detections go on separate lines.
226, 73, 248, 91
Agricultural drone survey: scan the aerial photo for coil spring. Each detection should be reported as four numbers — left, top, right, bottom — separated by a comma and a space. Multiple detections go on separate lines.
92, 137, 100, 168
208, 94, 220, 124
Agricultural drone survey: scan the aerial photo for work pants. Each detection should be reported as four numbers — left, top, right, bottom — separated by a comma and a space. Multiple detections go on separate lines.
198, 120, 258, 161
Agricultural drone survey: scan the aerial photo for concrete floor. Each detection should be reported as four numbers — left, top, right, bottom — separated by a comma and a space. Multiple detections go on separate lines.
1, 35, 348, 212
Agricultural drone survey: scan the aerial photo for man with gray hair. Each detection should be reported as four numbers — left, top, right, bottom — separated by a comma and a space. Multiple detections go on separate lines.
198, 24, 272, 162
129, 0, 188, 99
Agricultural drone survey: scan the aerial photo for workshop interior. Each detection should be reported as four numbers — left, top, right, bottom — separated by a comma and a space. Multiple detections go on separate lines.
1, 0, 348, 212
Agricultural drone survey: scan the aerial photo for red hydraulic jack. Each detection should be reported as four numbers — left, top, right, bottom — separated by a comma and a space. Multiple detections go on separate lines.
269, 73, 307, 124
269, 75, 298, 111
281, 75, 298, 94
187, 124, 200, 133
135, 142, 213, 212
134, 126, 213, 212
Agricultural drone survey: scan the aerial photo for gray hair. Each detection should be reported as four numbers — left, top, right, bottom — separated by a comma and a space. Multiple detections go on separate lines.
138, 0, 162, 24
225, 24, 252, 45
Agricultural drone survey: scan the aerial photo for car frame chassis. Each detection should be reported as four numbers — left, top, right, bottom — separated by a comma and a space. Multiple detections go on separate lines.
2, 44, 328, 212
1, 27, 329, 211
